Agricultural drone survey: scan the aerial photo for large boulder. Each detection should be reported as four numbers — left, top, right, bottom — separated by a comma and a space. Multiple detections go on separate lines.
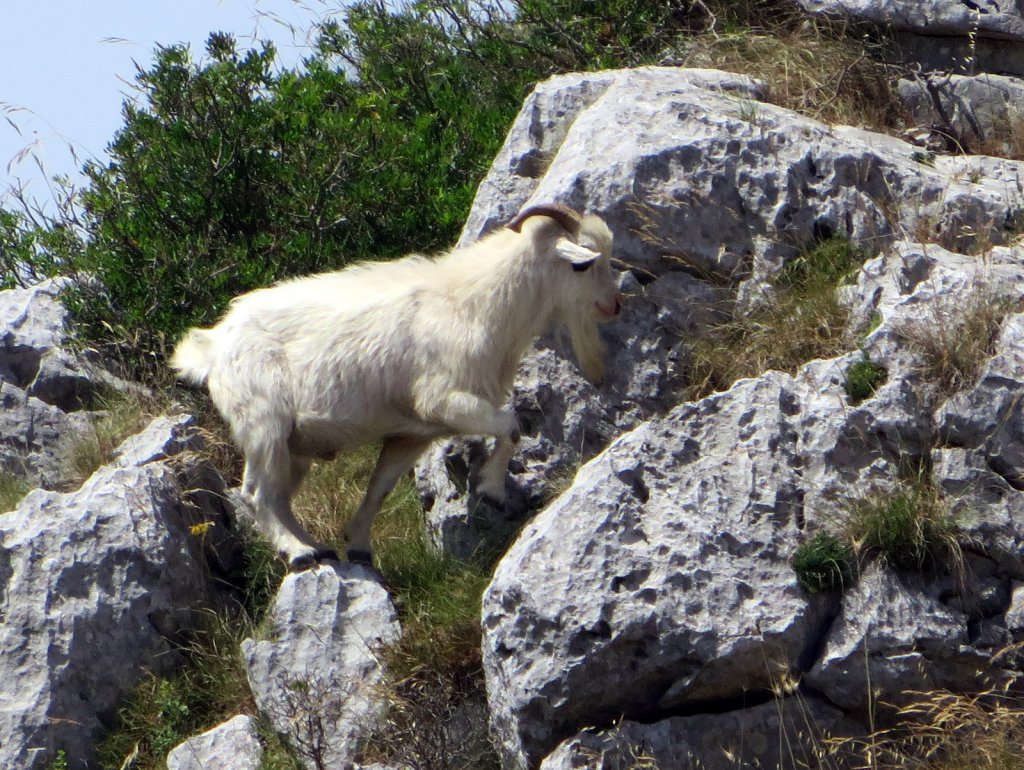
242, 563, 401, 770
0, 460, 213, 769
481, 372, 833, 769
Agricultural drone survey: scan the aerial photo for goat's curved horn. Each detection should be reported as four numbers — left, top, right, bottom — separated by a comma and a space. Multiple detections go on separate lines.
506, 204, 582, 235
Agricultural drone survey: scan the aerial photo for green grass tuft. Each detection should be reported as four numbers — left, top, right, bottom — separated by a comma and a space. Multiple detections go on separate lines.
844, 480, 962, 574
844, 354, 887, 405
793, 531, 854, 594
0, 470, 31, 512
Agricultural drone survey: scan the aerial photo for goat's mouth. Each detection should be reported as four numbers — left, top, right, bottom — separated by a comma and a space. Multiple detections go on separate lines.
595, 298, 622, 319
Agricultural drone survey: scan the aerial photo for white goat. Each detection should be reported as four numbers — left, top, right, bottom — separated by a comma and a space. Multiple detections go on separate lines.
171, 205, 622, 569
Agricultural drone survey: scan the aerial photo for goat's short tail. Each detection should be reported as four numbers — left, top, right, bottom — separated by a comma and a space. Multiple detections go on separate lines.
171, 328, 217, 386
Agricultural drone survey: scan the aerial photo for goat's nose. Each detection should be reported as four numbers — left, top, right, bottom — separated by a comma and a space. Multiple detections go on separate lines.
614, 292, 624, 316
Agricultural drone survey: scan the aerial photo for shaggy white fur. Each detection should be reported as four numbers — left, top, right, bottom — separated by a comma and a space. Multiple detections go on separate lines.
172, 207, 622, 569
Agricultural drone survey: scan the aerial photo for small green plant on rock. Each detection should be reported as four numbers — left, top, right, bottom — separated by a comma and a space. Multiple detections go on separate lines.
0, 470, 31, 512
793, 531, 855, 594
844, 354, 887, 405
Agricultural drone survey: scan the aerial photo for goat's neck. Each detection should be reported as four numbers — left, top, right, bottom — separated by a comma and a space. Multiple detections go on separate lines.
466, 253, 557, 373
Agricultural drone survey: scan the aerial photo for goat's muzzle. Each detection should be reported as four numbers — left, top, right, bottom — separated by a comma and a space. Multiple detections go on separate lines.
596, 292, 624, 319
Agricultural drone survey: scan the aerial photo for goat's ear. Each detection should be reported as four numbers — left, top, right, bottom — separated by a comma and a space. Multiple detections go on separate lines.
554, 238, 599, 272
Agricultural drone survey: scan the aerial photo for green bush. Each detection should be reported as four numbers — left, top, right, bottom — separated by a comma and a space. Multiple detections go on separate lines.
792, 531, 853, 594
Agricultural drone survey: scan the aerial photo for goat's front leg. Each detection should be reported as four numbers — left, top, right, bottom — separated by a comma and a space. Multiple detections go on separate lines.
344, 436, 431, 565
422, 390, 520, 503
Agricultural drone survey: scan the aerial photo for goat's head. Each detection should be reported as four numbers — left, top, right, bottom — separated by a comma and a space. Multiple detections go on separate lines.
507, 204, 623, 384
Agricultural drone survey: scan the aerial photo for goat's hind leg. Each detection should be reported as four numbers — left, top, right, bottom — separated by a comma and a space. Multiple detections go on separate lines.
242, 444, 335, 571
344, 436, 430, 565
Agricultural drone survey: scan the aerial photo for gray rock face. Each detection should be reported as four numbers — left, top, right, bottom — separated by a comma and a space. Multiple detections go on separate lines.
900, 73, 1024, 153
804, 565, 987, 715
242, 563, 401, 770
795, 0, 1024, 39
0, 279, 137, 489
539, 696, 861, 770
0, 461, 212, 770
463, 67, 1024, 275
796, 0, 1024, 75
167, 715, 263, 770
482, 373, 833, 769
417, 66, 1024, 560
0, 380, 94, 489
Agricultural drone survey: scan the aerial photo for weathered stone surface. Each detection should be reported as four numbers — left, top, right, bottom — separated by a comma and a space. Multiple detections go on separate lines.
0, 462, 211, 770
796, 0, 1024, 75
538, 696, 861, 770
112, 412, 202, 468
804, 564, 999, 716
420, 67, 1024, 559
167, 715, 263, 770
0, 379, 94, 489
0, 278, 115, 411
900, 73, 1024, 153
795, 0, 1024, 40
463, 67, 1024, 275
242, 563, 401, 770
482, 372, 834, 769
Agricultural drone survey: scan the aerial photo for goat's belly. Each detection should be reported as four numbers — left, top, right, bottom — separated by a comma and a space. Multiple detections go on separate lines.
288, 412, 442, 458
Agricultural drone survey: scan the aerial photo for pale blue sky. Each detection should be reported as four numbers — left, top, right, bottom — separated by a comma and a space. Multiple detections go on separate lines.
0, 1, 338, 206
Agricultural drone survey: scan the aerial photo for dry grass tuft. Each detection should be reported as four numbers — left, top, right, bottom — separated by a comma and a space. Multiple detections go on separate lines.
684, 3, 901, 130
831, 682, 1024, 770
894, 280, 1021, 400
64, 388, 168, 486
686, 236, 864, 400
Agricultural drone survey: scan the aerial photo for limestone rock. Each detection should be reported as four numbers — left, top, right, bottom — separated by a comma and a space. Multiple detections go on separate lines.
804, 564, 996, 716
795, 0, 1024, 75
0, 462, 211, 770
242, 563, 401, 770
482, 373, 831, 769
0, 380, 94, 489
794, 0, 1024, 40
900, 73, 1024, 154
166, 715, 263, 770
538, 696, 861, 770
419, 67, 1024, 559
112, 412, 202, 468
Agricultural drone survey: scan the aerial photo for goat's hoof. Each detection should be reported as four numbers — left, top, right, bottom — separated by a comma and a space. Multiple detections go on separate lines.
314, 548, 340, 563
347, 548, 374, 566
287, 551, 320, 572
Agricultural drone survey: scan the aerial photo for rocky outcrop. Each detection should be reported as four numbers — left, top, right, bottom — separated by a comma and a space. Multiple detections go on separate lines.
795, 0, 1024, 76
899, 73, 1024, 154
418, 64, 1024, 558
242, 563, 401, 770
0, 279, 135, 489
462, 68, 1024, 769
167, 715, 264, 770
0, 417, 226, 770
